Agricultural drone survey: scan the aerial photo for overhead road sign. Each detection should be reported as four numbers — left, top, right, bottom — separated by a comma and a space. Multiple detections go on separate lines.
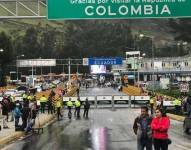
17, 59, 56, 67
47, 0, 191, 20
83, 57, 123, 65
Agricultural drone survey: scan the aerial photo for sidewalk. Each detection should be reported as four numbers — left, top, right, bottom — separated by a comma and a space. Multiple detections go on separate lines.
0, 113, 55, 147
167, 113, 185, 122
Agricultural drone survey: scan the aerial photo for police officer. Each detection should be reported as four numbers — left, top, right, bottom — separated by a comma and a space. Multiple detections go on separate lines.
173, 98, 182, 115
27, 94, 33, 102
75, 98, 81, 118
22, 92, 28, 105
40, 95, 47, 113
55, 96, 63, 120
67, 98, 73, 119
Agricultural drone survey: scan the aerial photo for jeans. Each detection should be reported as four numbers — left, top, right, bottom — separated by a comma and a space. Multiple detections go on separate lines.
137, 138, 152, 150
15, 117, 20, 127
153, 139, 168, 150
3, 115, 8, 127
83, 109, 89, 118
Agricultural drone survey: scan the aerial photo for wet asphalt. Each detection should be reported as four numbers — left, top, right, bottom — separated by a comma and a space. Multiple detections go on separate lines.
2, 87, 191, 150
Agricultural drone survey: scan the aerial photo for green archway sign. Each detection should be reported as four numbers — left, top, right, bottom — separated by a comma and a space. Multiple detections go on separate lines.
47, 0, 191, 20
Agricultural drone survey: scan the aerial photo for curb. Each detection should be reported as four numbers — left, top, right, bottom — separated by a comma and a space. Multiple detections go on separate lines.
167, 113, 185, 122
0, 114, 55, 147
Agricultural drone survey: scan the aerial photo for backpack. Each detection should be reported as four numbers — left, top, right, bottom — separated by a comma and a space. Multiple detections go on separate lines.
14, 107, 21, 118
138, 116, 152, 139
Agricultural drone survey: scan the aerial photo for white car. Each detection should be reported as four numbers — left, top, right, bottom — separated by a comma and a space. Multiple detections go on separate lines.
35, 85, 42, 92
4, 89, 18, 96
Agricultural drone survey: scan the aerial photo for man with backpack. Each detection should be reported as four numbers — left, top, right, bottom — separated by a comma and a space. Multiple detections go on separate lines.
14, 103, 22, 131
133, 106, 153, 150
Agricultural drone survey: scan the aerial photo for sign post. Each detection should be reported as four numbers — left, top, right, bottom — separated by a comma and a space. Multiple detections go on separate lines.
48, 0, 191, 20
83, 57, 123, 65
180, 83, 189, 93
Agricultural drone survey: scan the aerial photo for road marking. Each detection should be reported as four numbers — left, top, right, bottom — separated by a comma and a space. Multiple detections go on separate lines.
174, 144, 191, 150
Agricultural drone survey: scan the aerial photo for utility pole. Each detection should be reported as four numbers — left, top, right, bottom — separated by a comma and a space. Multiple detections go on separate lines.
68, 58, 71, 81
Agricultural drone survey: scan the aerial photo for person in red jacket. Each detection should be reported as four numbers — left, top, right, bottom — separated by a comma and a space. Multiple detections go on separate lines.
151, 108, 170, 150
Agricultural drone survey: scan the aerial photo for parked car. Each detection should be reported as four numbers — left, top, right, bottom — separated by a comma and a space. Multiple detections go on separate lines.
34, 85, 42, 92
4, 89, 18, 96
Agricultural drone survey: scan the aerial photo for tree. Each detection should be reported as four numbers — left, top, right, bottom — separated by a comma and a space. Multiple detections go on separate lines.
169, 18, 191, 42
21, 27, 41, 59
0, 32, 13, 86
62, 20, 134, 58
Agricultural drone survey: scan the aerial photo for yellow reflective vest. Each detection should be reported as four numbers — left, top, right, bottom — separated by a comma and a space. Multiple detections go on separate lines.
40, 96, 47, 103
27, 95, 33, 101
55, 99, 62, 108
67, 101, 73, 107
150, 98, 154, 104
75, 100, 81, 107
23, 94, 28, 99
173, 99, 181, 106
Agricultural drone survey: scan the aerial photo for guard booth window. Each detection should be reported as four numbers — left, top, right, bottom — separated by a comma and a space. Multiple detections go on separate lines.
185, 62, 188, 66
127, 64, 132, 70
173, 62, 177, 67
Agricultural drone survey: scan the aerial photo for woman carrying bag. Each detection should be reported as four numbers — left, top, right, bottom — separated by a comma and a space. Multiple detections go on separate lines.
151, 108, 171, 150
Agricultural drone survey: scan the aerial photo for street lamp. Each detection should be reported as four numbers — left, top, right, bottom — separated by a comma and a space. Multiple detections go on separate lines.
0, 48, 4, 52
139, 34, 154, 92
16, 54, 24, 82
137, 53, 146, 87
68, 58, 71, 81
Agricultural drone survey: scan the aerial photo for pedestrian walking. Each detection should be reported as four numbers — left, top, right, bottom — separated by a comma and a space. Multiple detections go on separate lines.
14, 103, 22, 131
83, 98, 90, 118
67, 98, 73, 119
21, 103, 30, 131
40, 95, 47, 113
173, 98, 181, 115
151, 108, 171, 150
26, 104, 37, 133
47, 96, 53, 114
133, 106, 153, 150
55, 96, 63, 120
8, 95, 15, 122
1, 97, 10, 129
76, 88, 80, 97
186, 95, 191, 116
74, 98, 81, 118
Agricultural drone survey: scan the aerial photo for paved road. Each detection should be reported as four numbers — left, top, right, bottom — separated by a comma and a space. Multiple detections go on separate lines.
79, 87, 126, 96
2, 87, 191, 150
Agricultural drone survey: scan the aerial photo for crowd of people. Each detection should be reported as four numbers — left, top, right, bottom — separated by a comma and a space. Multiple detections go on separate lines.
149, 94, 191, 116
0, 87, 91, 133
0, 94, 37, 132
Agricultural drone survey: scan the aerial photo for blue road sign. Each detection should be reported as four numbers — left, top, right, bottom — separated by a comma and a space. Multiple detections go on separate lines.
88, 58, 123, 65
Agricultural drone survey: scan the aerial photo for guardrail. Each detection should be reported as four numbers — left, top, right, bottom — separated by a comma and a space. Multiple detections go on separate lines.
0, 94, 149, 109
63, 95, 150, 108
